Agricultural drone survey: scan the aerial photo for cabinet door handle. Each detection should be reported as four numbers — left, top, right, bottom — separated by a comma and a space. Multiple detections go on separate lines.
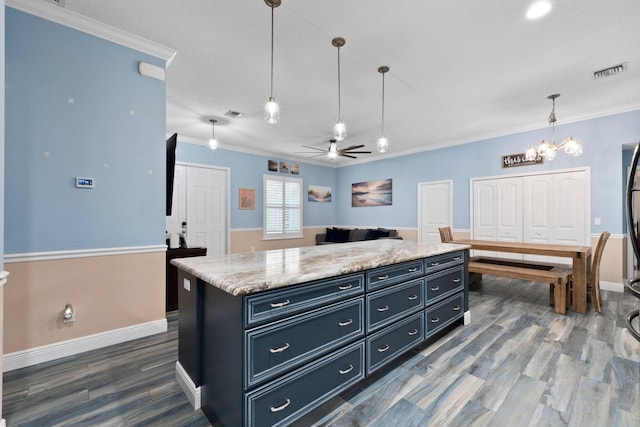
269, 343, 290, 353
453, 305, 461, 311
431, 317, 440, 323
339, 364, 354, 375
454, 257, 461, 261
338, 284, 353, 290
452, 278, 461, 283
377, 305, 390, 312
408, 295, 418, 301
430, 262, 440, 267
338, 318, 353, 326
408, 329, 419, 336
377, 344, 390, 353
430, 286, 440, 291
270, 399, 291, 413
378, 274, 389, 280
270, 299, 290, 308
408, 267, 418, 272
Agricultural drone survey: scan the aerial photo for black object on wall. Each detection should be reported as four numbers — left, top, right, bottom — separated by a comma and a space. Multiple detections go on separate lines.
166, 133, 178, 216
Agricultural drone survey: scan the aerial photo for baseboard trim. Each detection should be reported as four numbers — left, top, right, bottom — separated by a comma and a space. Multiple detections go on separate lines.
3, 319, 168, 372
601, 281, 624, 293
176, 361, 201, 410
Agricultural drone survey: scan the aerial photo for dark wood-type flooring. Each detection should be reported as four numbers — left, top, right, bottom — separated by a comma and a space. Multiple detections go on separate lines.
4, 276, 640, 426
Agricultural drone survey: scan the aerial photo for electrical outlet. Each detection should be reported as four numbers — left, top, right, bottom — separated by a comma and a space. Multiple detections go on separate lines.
594, 217, 601, 226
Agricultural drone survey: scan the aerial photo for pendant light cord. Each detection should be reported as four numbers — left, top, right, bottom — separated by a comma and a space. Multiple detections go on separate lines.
337, 45, 342, 120
270, 5, 275, 99
381, 71, 385, 136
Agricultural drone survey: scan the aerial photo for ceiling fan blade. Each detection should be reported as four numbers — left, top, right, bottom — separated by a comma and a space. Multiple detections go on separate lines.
343, 150, 372, 154
339, 144, 365, 151
301, 145, 327, 152
339, 153, 357, 159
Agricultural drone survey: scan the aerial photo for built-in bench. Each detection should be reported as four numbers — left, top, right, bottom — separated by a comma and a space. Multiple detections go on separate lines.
468, 257, 572, 315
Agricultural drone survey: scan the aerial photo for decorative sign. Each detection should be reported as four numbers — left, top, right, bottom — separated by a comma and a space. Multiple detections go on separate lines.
239, 188, 255, 210
502, 153, 543, 168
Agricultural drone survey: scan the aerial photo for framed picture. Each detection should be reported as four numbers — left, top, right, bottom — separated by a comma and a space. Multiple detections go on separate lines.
239, 188, 255, 210
352, 178, 392, 207
279, 162, 289, 174
308, 185, 332, 202
268, 160, 278, 172
291, 163, 299, 174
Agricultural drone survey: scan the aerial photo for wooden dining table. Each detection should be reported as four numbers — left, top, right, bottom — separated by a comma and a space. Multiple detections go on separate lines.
452, 239, 592, 314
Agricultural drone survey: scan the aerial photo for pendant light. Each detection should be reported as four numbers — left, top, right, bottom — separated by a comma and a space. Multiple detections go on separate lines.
525, 94, 582, 161
208, 119, 218, 150
264, 0, 281, 124
332, 37, 346, 141
377, 66, 390, 153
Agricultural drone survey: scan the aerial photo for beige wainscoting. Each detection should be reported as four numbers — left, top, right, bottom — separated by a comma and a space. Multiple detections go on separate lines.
3, 251, 165, 355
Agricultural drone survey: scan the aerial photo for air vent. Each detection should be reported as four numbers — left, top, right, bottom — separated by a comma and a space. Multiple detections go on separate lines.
224, 110, 243, 119
593, 62, 627, 79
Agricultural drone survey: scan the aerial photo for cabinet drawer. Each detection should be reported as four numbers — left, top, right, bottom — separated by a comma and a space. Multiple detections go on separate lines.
245, 297, 364, 388
245, 340, 365, 427
425, 293, 464, 337
245, 274, 364, 327
366, 260, 424, 291
424, 251, 464, 274
366, 279, 424, 332
425, 266, 464, 304
366, 311, 424, 374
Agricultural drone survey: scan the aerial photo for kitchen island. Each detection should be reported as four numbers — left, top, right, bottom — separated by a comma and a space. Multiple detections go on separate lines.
172, 239, 470, 427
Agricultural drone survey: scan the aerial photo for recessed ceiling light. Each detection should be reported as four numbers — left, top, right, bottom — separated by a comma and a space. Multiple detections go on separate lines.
526, 1, 551, 19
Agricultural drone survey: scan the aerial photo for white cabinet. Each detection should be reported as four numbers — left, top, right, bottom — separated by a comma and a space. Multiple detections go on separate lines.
472, 169, 589, 263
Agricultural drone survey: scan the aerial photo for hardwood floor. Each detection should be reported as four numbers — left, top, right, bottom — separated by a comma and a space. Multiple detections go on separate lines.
4, 276, 640, 426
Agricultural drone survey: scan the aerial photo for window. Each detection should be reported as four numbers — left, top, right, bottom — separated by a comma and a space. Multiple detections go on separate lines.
263, 175, 303, 239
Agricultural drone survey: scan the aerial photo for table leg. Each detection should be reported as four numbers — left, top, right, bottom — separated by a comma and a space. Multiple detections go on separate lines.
571, 252, 591, 314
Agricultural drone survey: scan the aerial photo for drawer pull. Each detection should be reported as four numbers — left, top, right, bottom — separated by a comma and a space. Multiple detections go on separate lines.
377, 344, 390, 353
338, 284, 353, 290
270, 399, 291, 413
453, 305, 461, 311
339, 364, 354, 375
338, 318, 353, 326
408, 295, 418, 301
430, 286, 440, 291
430, 262, 440, 267
377, 305, 390, 312
408, 267, 418, 272
454, 256, 461, 261
453, 278, 461, 283
408, 328, 419, 336
270, 299, 290, 308
269, 343, 290, 354
431, 317, 440, 323
378, 274, 390, 280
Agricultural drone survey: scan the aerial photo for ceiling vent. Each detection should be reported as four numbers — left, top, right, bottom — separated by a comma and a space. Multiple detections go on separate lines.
593, 62, 627, 79
224, 110, 243, 119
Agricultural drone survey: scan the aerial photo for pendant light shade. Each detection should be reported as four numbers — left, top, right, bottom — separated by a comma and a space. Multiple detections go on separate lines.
377, 65, 390, 153
264, 0, 281, 124
208, 119, 218, 150
332, 37, 346, 141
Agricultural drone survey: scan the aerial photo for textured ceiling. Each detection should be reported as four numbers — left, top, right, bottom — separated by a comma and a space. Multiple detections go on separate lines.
63, 0, 640, 165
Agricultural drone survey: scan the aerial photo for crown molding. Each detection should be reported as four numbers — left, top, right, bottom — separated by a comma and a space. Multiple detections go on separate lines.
6, 0, 176, 66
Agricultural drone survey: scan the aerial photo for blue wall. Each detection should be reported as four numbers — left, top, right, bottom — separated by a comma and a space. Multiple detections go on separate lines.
336, 110, 640, 234
5, 9, 166, 253
176, 142, 337, 228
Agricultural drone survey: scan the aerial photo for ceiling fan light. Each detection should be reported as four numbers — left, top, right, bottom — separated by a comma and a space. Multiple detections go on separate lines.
377, 137, 389, 153
264, 98, 279, 124
327, 142, 338, 159
334, 120, 346, 141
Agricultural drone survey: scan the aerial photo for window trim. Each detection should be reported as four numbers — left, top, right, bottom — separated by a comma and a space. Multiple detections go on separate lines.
263, 174, 303, 240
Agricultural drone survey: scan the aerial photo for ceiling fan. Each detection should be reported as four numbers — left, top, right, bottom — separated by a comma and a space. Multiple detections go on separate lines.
297, 139, 372, 159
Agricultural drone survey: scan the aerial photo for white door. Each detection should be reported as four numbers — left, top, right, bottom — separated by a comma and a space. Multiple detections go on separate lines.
418, 180, 452, 243
186, 166, 228, 256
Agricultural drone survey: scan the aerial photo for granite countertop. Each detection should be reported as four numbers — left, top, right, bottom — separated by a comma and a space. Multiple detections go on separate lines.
171, 239, 470, 296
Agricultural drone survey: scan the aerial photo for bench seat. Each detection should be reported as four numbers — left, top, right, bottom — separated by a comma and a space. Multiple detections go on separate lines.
468, 257, 572, 315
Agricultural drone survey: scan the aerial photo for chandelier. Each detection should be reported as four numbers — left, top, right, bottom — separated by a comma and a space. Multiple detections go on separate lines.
525, 94, 582, 161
